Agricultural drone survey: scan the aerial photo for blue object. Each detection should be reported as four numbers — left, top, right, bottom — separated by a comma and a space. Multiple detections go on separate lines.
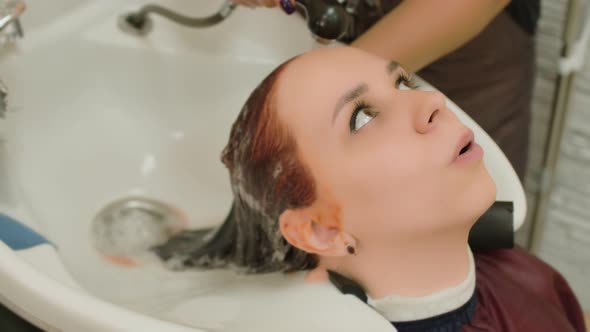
0, 213, 52, 250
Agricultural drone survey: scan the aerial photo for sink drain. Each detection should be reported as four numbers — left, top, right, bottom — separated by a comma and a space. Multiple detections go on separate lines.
91, 197, 186, 258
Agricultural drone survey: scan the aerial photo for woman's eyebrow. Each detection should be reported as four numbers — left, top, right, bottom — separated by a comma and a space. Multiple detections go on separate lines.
332, 83, 368, 125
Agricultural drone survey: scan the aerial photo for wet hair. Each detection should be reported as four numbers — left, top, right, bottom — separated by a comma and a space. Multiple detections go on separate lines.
153, 57, 319, 273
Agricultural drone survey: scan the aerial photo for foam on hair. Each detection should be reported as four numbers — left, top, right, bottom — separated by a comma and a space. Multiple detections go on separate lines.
153, 56, 319, 273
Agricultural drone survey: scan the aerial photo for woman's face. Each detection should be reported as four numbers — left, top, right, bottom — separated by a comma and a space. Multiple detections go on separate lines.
275, 47, 496, 250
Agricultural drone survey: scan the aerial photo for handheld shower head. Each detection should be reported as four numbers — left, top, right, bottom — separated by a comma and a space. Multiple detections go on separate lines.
294, 0, 353, 42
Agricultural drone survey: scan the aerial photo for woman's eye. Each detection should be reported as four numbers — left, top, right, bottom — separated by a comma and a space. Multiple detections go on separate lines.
396, 74, 418, 91
350, 106, 377, 132
398, 79, 413, 91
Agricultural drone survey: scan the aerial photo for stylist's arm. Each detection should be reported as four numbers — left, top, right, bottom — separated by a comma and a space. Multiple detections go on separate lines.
231, 0, 510, 73
351, 0, 510, 72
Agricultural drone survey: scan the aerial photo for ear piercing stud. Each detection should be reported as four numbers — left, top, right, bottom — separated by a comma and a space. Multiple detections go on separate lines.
346, 243, 356, 255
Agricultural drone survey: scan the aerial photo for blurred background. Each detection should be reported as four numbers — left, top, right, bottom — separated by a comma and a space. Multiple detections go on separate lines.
515, 0, 590, 309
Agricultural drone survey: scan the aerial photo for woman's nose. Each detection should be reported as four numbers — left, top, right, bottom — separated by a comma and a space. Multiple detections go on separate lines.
413, 91, 446, 134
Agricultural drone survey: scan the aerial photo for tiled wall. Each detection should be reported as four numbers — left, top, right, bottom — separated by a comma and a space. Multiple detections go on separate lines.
518, 0, 590, 309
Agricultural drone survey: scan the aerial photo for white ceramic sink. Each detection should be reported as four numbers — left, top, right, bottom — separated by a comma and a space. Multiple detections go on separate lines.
0, 1, 525, 331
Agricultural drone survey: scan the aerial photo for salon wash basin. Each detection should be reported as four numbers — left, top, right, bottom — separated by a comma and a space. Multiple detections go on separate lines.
0, 1, 526, 331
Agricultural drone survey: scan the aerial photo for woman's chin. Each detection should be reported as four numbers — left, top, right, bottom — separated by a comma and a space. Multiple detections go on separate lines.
481, 165, 498, 202
471, 168, 497, 218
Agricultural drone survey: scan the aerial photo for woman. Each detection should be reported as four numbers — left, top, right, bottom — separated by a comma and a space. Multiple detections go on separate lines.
154, 47, 585, 332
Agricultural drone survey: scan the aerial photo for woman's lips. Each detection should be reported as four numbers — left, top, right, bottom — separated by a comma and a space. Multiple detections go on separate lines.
452, 129, 484, 164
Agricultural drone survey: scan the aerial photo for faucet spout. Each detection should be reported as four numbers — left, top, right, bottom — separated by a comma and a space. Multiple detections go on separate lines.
118, 1, 236, 36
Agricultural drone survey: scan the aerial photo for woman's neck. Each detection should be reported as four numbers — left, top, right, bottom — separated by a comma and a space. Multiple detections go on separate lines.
323, 228, 472, 299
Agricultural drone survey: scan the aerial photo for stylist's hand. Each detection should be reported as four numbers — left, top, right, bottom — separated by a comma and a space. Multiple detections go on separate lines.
232, 0, 280, 8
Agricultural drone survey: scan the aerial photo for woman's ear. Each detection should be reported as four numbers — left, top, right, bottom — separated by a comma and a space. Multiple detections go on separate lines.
279, 208, 349, 256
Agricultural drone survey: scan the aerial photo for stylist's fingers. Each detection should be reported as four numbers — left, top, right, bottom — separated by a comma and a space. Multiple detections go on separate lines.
260, 0, 279, 7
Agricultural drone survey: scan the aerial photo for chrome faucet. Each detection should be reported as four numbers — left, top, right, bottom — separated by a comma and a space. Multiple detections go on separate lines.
0, 0, 25, 44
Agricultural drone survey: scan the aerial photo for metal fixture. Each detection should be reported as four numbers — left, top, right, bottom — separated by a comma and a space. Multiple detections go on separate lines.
295, 0, 353, 43
528, 0, 590, 252
92, 197, 186, 257
292, 0, 383, 45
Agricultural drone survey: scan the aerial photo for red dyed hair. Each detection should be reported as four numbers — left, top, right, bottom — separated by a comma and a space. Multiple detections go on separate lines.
179, 57, 319, 273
